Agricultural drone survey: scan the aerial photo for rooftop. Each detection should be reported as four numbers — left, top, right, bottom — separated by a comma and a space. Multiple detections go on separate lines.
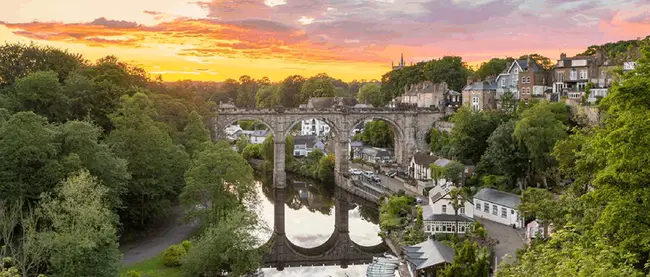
474, 188, 521, 209
412, 152, 437, 166
463, 81, 497, 91
425, 214, 475, 222
361, 147, 392, 157
402, 240, 454, 270
251, 130, 270, 137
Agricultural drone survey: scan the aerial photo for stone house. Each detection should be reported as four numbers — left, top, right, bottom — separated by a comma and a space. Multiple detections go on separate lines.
462, 78, 497, 111
525, 219, 554, 244
473, 188, 523, 228
422, 182, 475, 236
409, 152, 438, 180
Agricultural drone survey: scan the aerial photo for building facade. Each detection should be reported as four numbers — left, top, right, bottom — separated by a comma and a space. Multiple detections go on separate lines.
293, 135, 324, 157
462, 80, 497, 111
249, 130, 269, 144
423, 183, 475, 236
300, 118, 331, 138
409, 152, 437, 180
473, 188, 523, 228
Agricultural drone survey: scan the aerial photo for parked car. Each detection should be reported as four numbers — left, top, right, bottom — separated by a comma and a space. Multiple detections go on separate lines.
372, 175, 381, 182
349, 168, 362, 175
363, 171, 374, 178
384, 171, 397, 178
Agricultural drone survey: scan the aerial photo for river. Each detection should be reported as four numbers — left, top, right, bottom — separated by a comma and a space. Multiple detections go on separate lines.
252, 173, 384, 277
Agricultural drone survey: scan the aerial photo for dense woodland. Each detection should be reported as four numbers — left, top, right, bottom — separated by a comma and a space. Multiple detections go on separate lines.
0, 36, 648, 276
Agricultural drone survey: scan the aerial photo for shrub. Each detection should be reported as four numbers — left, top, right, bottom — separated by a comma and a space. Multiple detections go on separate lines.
181, 240, 192, 252
125, 270, 141, 277
162, 244, 187, 267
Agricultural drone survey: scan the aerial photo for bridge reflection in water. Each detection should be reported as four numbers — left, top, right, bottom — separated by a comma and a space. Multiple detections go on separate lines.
262, 183, 391, 271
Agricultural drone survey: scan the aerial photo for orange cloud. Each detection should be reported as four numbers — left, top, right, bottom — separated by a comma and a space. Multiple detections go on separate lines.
2, 18, 384, 65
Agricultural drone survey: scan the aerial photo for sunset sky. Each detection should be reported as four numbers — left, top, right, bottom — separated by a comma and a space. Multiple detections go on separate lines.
1, 0, 649, 82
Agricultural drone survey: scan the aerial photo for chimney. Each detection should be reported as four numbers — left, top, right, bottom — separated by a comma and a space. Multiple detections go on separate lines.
560, 53, 567, 60
466, 76, 475, 86
485, 75, 496, 84
527, 55, 531, 70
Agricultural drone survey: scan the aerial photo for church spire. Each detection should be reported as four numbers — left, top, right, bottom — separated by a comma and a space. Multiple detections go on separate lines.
400, 53, 404, 66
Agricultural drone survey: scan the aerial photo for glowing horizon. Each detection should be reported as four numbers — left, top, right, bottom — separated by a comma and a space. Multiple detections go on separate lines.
1, 0, 649, 82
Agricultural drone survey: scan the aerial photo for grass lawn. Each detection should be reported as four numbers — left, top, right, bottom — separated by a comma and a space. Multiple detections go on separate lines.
119, 253, 182, 277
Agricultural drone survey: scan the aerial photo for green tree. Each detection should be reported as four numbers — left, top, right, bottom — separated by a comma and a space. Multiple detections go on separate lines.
299, 73, 335, 104
449, 107, 504, 164
107, 93, 189, 230
181, 209, 266, 277
479, 120, 529, 191
259, 135, 294, 170
10, 71, 70, 122
235, 75, 258, 108
235, 135, 249, 153
241, 143, 261, 160
355, 120, 395, 148
439, 240, 491, 277
179, 111, 211, 157
442, 161, 465, 186
317, 154, 335, 181
277, 75, 304, 107
255, 85, 279, 108
0, 200, 49, 276
357, 83, 383, 107
447, 187, 469, 235
180, 141, 256, 221
475, 57, 514, 80
0, 42, 84, 87
0, 112, 63, 203
379, 195, 413, 233
519, 188, 558, 238
38, 170, 121, 277
514, 102, 568, 188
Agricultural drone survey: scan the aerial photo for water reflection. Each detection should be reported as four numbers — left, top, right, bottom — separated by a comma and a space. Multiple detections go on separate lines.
254, 172, 388, 275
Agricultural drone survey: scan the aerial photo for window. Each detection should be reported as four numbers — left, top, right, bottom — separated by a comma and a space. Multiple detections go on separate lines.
426, 225, 431, 232
511, 209, 515, 214
512, 78, 517, 85
476, 202, 481, 210
557, 72, 565, 82
579, 70, 587, 79
570, 69, 577, 80
472, 96, 479, 103
492, 205, 498, 215
459, 225, 466, 233
484, 203, 489, 213
514, 68, 518, 74
501, 207, 507, 218
500, 79, 506, 87
460, 207, 465, 214
522, 76, 526, 83
442, 205, 447, 213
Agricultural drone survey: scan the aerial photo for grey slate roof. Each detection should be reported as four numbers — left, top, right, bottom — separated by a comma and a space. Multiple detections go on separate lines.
402, 240, 454, 270
447, 89, 461, 96
350, 141, 364, 148
433, 158, 452, 167
424, 214, 474, 222
251, 130, 269, 137
463, 81, 497, 91
362, 147, 391, 158
474, 188, 521, 209
293, 135, 316, 148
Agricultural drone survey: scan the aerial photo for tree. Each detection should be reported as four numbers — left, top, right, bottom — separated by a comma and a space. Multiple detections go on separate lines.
241, 143, 261, 160
0, 112, 63, 203
447, 187, 469, 235
317, 154, 335, 181
429, 128, 452, 157
439, 240, 491, 277
442, 161, 465, 186
0, 200, 48, 277
379, 195, 413, 233
514, 102, 568, 188
518, 54, 554, 70
107, 93, 189, 230
475, 57, 515, 80
259, 135, 294, 170
449, 107, 504, 164
179, 111, 211, 157
38, 170, 122, 277
181, 209, 266, 277
180, 141, 256, 222
519, 188, 558, 238
10, 71, 70, 122
357, 83, 383, 107
479, 120, 529, 191
0, 42, 84, 87
354, 120, 395, 148
235, 135, 249, 153
218, 78, 240, 103
255, 85, 279, 108
277, 75, 304, 107
236, 75, 257, 108
299, 73, 335, 104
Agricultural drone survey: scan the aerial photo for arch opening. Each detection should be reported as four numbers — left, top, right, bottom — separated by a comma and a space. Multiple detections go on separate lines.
348, 116, 405, 168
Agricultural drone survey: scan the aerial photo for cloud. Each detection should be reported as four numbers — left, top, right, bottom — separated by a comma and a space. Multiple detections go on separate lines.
88, 17, 139, 28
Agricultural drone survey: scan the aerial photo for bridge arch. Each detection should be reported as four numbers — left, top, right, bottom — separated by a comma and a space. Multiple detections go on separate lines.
349, 115, 405, 141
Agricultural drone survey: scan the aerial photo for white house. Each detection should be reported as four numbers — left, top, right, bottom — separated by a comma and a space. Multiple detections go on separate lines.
473, 188, 523, 228
250, 130, 269, 144
224, 124, 243, 140
623, 61, 637, 72
300, 118, 331, 138
409, 152, 437, 180
525, 219, 554, 244
422, 182, 475, 236
292, 135, 325, 157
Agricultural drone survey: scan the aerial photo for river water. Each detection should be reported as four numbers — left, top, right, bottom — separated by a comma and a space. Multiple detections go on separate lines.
253, 173, 384, 277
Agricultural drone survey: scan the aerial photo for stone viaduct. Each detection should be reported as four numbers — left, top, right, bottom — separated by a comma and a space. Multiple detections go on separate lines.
213, 106, 444, 188
262, 185, 390, 270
